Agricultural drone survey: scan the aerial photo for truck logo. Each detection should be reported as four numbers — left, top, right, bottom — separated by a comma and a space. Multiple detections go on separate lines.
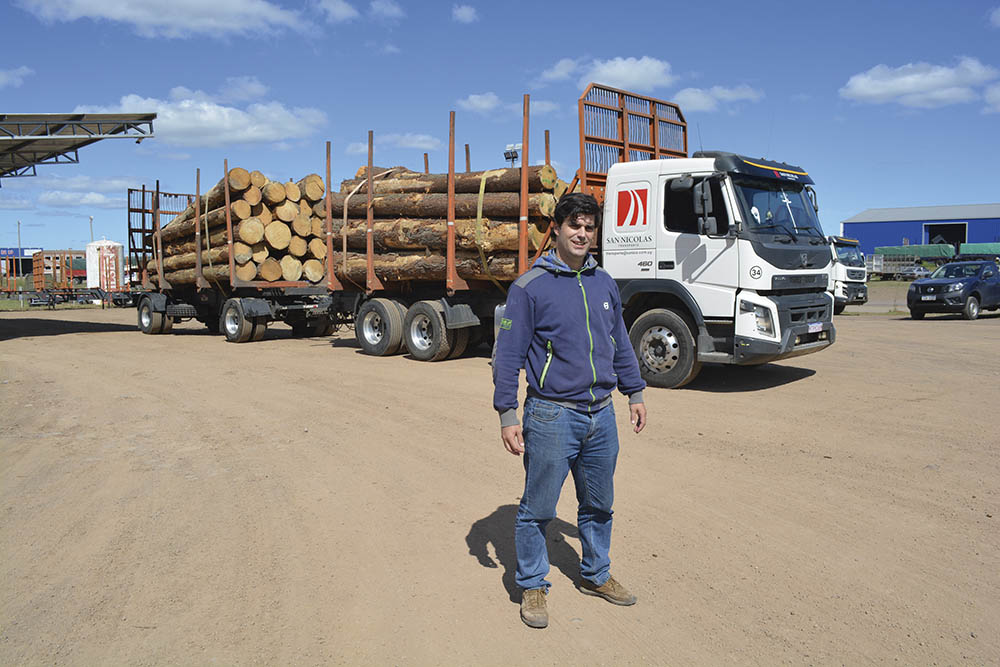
616, 188, 648, 228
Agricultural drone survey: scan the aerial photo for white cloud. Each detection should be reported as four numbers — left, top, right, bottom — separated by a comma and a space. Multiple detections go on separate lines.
39, 191, 125, 209
530, 100, 559, 114
0, 65, 34, 89
452, 4, 477, 23
839, 56, 998, 108
673, 85, 764, 112
346, 133, 441, 154
0, 198, 36, 210
319, 0, 359, 22
383, 43, 401, 54
218, 76, 268, 102
985, 83, 1000, 113
370, 0, 404, 19
75, 91, 327, 147
15, 0, 302, 38
990, 6, 1000, 27
35, 175, 134, 193
536, 58, 579, 86
578, 56, 675, 92
458, 92, 502, 113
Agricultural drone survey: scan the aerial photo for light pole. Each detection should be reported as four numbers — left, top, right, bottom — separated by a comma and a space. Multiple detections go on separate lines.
17, 219, 23, 306
89, 215, 94, 242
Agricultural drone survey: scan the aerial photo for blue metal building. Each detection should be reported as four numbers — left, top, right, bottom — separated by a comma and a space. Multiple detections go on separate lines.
840, 204, 1000, 255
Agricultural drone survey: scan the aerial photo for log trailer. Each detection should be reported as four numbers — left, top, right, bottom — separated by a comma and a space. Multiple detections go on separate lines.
130, 83, 835, 388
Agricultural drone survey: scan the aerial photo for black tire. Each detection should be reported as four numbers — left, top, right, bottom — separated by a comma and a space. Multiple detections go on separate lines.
160, 316, 174, 334
910, 310, 925, 320
833, 303, 846, 315
355, 298, 404, 355
250, 319, 268, 341
403, 300, 451, 361
221, 298, 253, 343
628, 308, 701, 389
291, 320, 330, 338
447, 327, 471, 359
962, 295, 980, 321
137, 298, 165, 335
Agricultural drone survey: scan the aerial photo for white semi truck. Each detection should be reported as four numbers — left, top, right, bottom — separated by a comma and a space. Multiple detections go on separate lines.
828, 236, 868, 314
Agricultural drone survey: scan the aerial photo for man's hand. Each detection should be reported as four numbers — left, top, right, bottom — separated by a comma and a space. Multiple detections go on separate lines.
501, 424, 524, 455
629, 403, 646, 433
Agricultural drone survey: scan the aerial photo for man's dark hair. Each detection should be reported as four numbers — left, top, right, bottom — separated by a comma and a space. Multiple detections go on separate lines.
554, 192, 602, 228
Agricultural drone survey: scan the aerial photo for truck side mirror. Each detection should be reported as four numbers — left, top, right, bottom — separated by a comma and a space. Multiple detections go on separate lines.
693, 179, 726, 236
805, 185, 818, 212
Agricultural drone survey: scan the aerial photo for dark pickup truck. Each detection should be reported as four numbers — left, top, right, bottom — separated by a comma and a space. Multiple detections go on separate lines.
907, 260, 1000, 320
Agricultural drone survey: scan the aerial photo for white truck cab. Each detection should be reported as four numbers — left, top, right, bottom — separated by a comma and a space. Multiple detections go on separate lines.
828, 236, 868, 314
601, 151, 835, 388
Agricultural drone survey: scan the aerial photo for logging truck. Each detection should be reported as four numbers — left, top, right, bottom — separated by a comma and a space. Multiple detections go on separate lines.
130, 83, 835, 388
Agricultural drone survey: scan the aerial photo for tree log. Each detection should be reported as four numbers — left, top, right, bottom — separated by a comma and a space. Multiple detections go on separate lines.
164, 229, 228, 255
280, 255, 303, 281
339, 165, 557, 195
160, 168, 248, 234
264, 221, 291, 250
258, 257, 282, 281
236, 218, 265, 245
284, 181, 301, 202
326, 217, 547, 252
236, 261, 258, 282
231, 199, 252, 220
159, 204, 243, 243
329, 251, 518, 283
251, 242, 269, 263
261, 181, 286, 205
147, 246, 230, 272
291, 213, 311, 237
251, 203, 273, 225
298, 199, 311, 217
233, 242, 253, 264
274, 200, 298, 222
243, 185, 262, 206
296, 174, 325, 202
310, 216, 325, 238
288, 235, 308, 257
308, 237, 327, 259
355, 165, 415, 179
250, 170, 266, 188
302, 258, 325, 283
313, 192, 555, 220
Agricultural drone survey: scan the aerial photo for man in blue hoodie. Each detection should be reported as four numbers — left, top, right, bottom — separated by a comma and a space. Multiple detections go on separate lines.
493, 192, 647, 629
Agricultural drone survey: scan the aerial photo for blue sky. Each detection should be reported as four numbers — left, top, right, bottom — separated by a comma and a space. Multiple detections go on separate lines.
1, 0, 999, 250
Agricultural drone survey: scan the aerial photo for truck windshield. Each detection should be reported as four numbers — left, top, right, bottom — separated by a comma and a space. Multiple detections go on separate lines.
834, 244, 865, 267
733, 178, 825, 241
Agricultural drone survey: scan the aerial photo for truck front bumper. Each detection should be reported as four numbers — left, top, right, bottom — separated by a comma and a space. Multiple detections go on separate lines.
835, 282, 868, 306
733, 291, 835, 365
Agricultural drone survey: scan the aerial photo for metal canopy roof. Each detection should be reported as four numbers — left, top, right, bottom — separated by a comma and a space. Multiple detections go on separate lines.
843, 203, 1000, 224
0, 113, 155, 182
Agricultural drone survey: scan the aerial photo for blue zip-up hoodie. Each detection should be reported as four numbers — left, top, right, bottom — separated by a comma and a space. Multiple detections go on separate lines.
493, 250, 645, 427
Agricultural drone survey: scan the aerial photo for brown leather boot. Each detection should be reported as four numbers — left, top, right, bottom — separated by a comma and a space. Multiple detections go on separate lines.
580, 575, 637, 606
520, 588, 548, 628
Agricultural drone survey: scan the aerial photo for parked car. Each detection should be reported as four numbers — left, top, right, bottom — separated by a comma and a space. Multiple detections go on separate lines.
907, 261, 1000, 320
894, 265, 932, 281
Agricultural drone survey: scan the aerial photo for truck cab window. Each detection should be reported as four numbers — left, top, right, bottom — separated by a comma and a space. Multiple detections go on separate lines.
664, 178, 729, 235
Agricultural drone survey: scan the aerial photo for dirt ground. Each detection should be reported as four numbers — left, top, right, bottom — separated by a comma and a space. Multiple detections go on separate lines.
1, 291, 997, 665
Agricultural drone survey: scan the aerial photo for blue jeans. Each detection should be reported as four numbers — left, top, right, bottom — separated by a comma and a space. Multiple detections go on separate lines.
515, 396, 620, 591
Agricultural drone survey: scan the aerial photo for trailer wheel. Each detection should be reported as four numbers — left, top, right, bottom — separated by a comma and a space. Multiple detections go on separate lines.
628, 308, 701, 389
356, 298, 404, 355
221, 298, 253, 343
403, 300, 452, 361
137, 298, 165, 335
962, 295, 980, 320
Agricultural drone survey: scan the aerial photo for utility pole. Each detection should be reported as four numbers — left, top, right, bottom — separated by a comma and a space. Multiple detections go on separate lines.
89, 215, 94, 242
17, 219, 23, 306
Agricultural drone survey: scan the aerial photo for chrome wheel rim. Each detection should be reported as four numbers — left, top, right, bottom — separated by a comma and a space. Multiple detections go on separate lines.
362, 311, 384, 345
639, 325, 679, 373
969, 300, 979, 317
409, 313, 433, 352
224, 308, 241, 336
139, 306, 151, 329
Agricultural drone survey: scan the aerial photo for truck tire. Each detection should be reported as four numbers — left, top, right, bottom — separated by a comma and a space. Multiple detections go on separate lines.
137, 298, 165, 335
962, 295, 980, 320
250, 319, 268, 341
221, 298, 253, 343
628, 308, 701, 389
356, 298, 404, 355
834, 303, 846, 315
403, 300, 452, 361
447, 327, 470, 359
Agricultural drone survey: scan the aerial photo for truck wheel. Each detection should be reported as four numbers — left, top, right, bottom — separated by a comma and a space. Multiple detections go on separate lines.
250, 319, 268, 341
137, 298, 164, 335
160, 316, 174, 334
628, 308, 701, 389
834, 303, 846, 315
910, 310, 925, 320
447, 327, 470, 359
356, 298, 404, 355
221, 298, 253, 343
962, 295, 980, 320
403, 300, 452, 361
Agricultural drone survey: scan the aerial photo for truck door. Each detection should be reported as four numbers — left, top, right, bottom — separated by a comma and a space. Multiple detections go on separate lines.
602, 178, 657, 279
656, 174, 739, 318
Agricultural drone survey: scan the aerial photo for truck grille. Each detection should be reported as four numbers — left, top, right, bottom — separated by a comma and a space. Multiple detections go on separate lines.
788, 302, 830, 324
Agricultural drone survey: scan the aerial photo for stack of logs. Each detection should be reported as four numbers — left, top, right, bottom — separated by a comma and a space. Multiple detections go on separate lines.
150, 163, 564, 286
149, 167, 328, 285
315, 163, 560, 284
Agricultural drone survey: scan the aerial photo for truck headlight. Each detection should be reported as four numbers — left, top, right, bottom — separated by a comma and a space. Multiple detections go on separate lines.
740, 300, 774, 336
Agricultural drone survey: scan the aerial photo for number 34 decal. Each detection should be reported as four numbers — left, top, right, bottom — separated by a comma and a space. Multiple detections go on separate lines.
749, 266, 762, 279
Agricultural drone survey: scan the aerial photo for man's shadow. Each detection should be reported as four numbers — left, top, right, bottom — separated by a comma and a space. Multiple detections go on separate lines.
466, 504, 582, 602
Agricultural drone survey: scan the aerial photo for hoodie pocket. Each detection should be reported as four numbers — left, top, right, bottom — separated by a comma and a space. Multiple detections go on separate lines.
539, 340, 554, 389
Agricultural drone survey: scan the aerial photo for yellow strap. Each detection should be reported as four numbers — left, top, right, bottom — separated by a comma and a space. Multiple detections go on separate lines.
339, 167, 404, 290
475, 170, 506, 295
